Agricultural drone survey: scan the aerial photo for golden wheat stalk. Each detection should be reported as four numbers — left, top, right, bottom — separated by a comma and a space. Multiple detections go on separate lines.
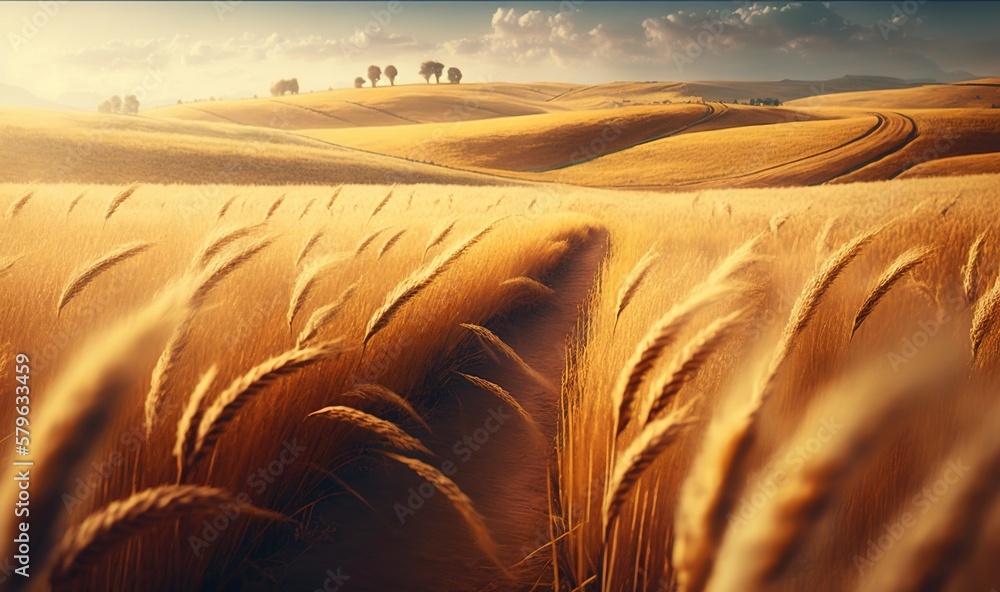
103, 182, 140, 221
855, 406, 1000, 592
971, 274, 1000, 360
66, 191, 86, 218
173, 366, 218, 482
326, 184, 344, 211
614, 246, 659, 329
364, 222, 498, 346
367, 185, 397, 225
380, 452, 508, 574
299, 197, 317, 220
644, 308, 749, 426
216, 195, 237, 221
6, 187, 35, 220
459, 323, 555, 391
755, 225, 882, 406
614, 282, 734, 437
354, 227, 389, 257
710, 368, 944, 592
0, 254, 24, 277
0, 285, 189, 590
308, 405, 430, 454
424, 218, 457, 256
604, 404, 696, 540
457, 372, 544, 442
851, 246, 932, 338
500, 276, 554, 300
145, 313, 195, 436
294, 227, 325, 267
343, 383, 430, 432
769, 210, 790, 235
50, 485, 285, 583
189, 341, 343, 470
377, 229, 408, 260
263, 193, 285, 221
962, 231, 987, 304
287, 254, 348, 329
192, 223, 261, 269
296, 281, 358, 348
192, 234, 275, 307
814, 216, 840, 261
57, 242, 153, 315
674, 228, 881, 592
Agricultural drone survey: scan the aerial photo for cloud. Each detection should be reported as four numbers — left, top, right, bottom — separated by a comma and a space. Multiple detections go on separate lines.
444, 7, 597, 65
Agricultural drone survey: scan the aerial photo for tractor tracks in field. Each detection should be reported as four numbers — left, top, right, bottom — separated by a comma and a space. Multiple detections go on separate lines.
533, 102, 728, 172
615, 110, 917, 189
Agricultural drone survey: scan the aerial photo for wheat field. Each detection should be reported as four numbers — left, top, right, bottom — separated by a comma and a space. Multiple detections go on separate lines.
0, 173, 998, 591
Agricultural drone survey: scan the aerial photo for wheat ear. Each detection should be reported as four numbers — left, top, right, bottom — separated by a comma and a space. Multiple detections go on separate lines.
604, 403, 697, 540
500, 276, 554, 299
0, 285, 189, 591
354, 227, 389, 257
366, 185, 396, 225
458, 323, 555, 391
174, 366, 218, 482
299, 197, 317, 220
295, 227, 326, 266
66, 191, 86, 218
851, 246, 932, 338
192, 223, 262, 268
0, 254, 24, 277
424, 218, 457, 256
755, 225, 881, 406
104, 182, 139, 221
613, 282, 734, 437
6, 187, 35, 220
188, 340, 343, 471
644, 307, 749, 426
263, 193, 285, 221
614, 246, 659, 329
326, 184, 344, 210
971, 273, 1000, 360
363, 222, 498, 346
457, 372, 544, 442
381, 452, 509, 575
51, 485, 285, 583
962, 231, 987, 304
287, 254, 348, 329
296, 281, 358, 348
57, 242, 153, 315
377, 228, 408, 260
343, 383, 430, 432
216, 195, 237, 221
308, 405, 430, 454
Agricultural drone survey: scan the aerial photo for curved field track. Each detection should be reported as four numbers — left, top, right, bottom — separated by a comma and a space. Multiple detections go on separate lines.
896, 152, 1000, 179
300, 104, 718, 172
829, 109, 1000, 184
535, 116, 876, 188
659, 111, 915, 188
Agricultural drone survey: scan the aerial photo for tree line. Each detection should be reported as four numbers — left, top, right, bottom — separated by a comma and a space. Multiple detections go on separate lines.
97, 94, 140, 114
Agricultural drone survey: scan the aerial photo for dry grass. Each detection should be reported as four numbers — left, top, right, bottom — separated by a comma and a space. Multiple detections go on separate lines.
56, 241, 154, 315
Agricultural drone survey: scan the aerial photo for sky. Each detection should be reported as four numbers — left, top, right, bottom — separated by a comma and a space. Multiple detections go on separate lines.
2, 1, 998, 109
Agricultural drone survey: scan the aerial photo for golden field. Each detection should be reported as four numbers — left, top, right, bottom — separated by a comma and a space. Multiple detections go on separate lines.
1, 78, 1000, 592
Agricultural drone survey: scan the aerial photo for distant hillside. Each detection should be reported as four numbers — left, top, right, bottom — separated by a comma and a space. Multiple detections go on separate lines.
789, 79, 1000, 109
0, 83, 71, 111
